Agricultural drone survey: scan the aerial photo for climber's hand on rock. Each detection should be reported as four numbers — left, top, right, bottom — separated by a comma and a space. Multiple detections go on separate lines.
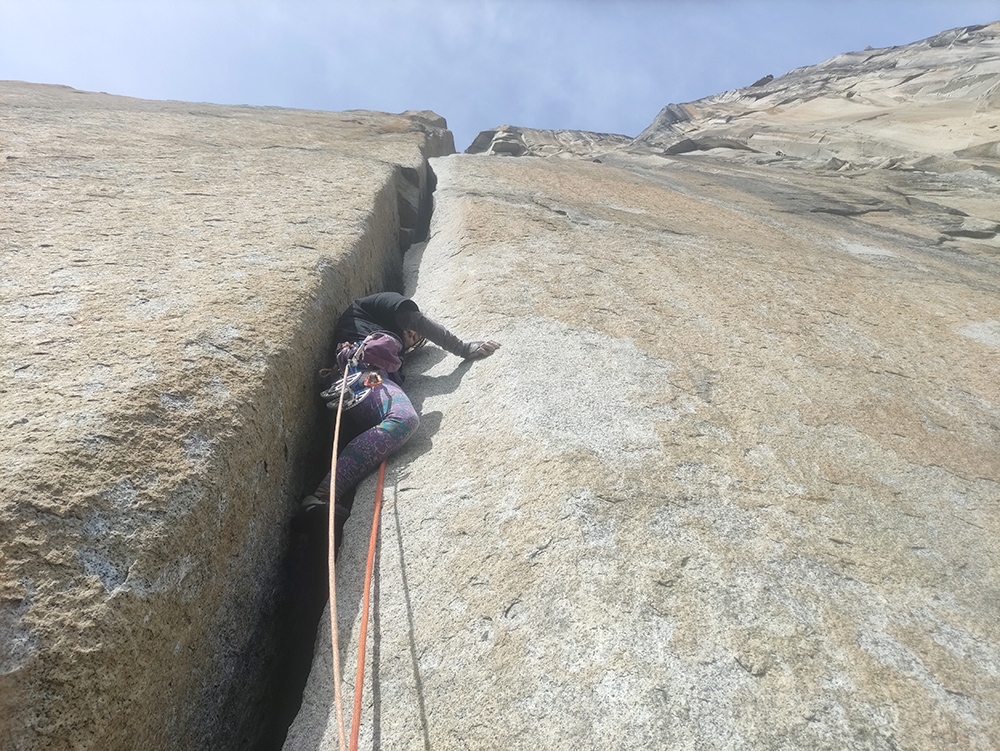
465, 340, 501, 359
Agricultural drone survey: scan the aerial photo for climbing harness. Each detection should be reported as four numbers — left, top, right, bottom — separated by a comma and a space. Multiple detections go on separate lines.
320, 334, 396, 411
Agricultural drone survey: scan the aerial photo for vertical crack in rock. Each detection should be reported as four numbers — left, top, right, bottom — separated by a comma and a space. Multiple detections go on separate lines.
259, 163, 442, 751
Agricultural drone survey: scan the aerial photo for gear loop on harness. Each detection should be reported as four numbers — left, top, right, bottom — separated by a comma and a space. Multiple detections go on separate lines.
320, 333, 398, 412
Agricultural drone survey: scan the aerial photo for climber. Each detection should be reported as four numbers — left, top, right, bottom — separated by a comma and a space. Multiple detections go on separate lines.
301, 292, 499, 549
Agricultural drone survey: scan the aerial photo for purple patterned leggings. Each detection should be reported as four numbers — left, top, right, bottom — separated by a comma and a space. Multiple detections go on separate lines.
313, 374, 419, 514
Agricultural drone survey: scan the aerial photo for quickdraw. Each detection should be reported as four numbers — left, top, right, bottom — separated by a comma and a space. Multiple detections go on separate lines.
320, 338, 390, 411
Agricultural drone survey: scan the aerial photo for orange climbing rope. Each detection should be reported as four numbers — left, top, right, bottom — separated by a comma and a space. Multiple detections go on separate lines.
327, 362, 351, 751
350, 459, 386, 751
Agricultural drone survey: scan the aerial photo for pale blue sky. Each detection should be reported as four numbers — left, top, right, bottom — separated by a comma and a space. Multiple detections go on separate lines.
1, 1, 998, 150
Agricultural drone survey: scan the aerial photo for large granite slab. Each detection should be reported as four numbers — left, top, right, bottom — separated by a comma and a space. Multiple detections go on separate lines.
286, 22, 1000, 751
0, 81, 453, 751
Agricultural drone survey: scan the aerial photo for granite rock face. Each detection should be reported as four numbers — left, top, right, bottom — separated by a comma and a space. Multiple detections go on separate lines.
634, 21, 1000, 174
286, 23, 1000, 751
465, 124, 632, 158
0, 82, 453, 751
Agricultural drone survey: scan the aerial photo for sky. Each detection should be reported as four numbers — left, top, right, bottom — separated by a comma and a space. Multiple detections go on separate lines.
1, 1, 998, 151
